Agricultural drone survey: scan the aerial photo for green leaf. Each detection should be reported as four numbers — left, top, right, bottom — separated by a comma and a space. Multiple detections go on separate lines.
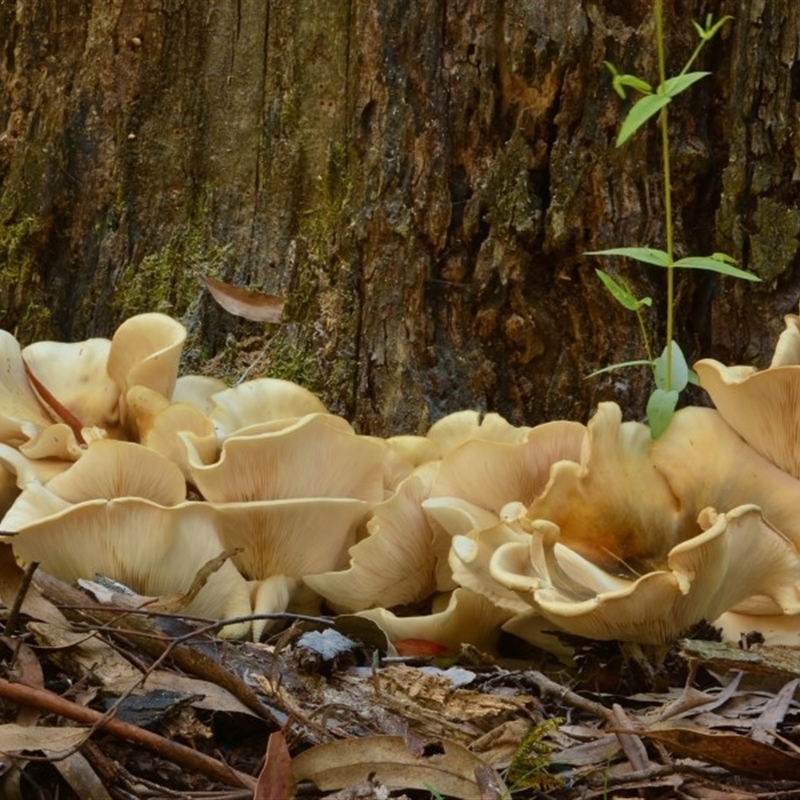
595, 269, 651, 311
616, 94, 671, 145
659, 71, 711, 98
709, 251, 737, 264
653, 340, 689, 393
587, 246, 670, 267
647, 389, 679, 439
615, 74, 653, 94
585, 359, 654, 379
673, 255, 760, 281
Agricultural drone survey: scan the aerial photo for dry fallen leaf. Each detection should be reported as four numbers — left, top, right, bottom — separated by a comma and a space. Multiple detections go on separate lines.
201, 274, 284, 323
291, 734, 506, 800
639, 726, 800, 780
0, 724, 89, 754
256, 730, 295, 800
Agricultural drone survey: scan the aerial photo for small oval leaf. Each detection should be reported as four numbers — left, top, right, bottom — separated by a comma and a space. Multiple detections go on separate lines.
653, 341, 689, 393
647, 388, 679, 439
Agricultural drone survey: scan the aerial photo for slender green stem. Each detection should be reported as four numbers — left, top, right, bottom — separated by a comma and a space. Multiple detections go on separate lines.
635, 307, 653, 364
655, 0, 675, 390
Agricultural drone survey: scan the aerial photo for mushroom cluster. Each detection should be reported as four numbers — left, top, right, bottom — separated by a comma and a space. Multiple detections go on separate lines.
2, 311, 800, 653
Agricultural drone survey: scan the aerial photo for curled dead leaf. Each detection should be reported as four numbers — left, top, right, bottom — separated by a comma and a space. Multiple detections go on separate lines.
201, 275, 284, 323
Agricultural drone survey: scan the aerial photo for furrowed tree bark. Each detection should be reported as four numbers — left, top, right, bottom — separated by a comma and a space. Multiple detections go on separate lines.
0, 1, 797, 435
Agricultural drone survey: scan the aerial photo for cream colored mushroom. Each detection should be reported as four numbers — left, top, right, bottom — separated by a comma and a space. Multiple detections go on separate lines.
1, 440, 187, 532
22, 337, 121, 436
695, 308, 800, 479
203, 378, 328, 440
426, 410, 531, 455
481, 505, 800, 645
125, 385, 217, 475
0, 330, 60, 447
106, 313, 187, 403
182, 413, 386, 503
209, 497, 371, 639
651, 405, 800, 547
526, 403, 684, 572
304, 463, 441, 613
430, 419, 585, 517
7, 498, 252, 638
357, 588, 513, 654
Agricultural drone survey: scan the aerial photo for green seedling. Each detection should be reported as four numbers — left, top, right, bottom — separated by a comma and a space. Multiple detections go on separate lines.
588, 3, 759, 437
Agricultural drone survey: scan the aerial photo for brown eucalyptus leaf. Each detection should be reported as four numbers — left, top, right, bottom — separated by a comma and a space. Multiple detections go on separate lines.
0, 724, 89, 754
256, 730, 295, 800
640, 726, 800, 780
291, 734, 505, 800
201, 275, 284, 323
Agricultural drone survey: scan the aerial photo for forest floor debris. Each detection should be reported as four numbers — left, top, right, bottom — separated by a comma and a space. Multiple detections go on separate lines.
2, 557, 800, 798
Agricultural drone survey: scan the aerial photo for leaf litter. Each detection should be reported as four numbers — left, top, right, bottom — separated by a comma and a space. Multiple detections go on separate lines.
2, 544, 800, 798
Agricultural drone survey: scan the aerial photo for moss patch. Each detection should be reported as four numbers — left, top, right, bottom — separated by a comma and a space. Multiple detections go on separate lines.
111, 224, 232, 324
0, 214, 53, 339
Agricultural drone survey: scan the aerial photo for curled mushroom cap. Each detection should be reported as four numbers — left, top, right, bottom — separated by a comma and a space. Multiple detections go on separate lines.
182, 413, 386, 503
357, 588, 513, 654
23, 337, 120, 434
426, 410, 531, 457
106, 313, 186, 400
8, 498, 252, 638
305, 463, 440, 613
695, 356, 800, 480
1, 440, 188, 532
650, 405, 800, 547
125, 385, 217, 475
204, 378, 328, 439
430, 420, 585, 516
526, 403, 684, 571
171, 375, 228, 413
481, 505, 800, 645
695, 309, 800, 479
0, 330, 57, 446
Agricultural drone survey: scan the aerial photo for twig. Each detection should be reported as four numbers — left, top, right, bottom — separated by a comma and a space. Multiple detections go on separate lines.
4, 560, 38, 635
0, 677, 256, 790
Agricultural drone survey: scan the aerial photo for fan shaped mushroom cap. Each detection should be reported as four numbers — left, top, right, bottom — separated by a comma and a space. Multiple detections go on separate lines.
106, 313, 186, 399
448, 523, 532, 614
695, 356, 800, 480
183, 413, 386, 503
1, 440, 188, 531
304, 463, 440, 613
22, 337, 120, 434
526, 403, 683, 571
357, 588, 513, 653
8, 498, 252, 637
210, 496, 370, 639
430, 420, 585, 516
651, 405, 800, 546
0, 330, 55, 445
427, 410, 531, 452
125, 385, 216, 475
18, 422, 91, 461
486, 505, 800, 645
171, 375, 228, 412
204, 378, 327, 439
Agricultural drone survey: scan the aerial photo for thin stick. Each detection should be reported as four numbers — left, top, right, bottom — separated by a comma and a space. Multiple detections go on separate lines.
0, 677, 256, 790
